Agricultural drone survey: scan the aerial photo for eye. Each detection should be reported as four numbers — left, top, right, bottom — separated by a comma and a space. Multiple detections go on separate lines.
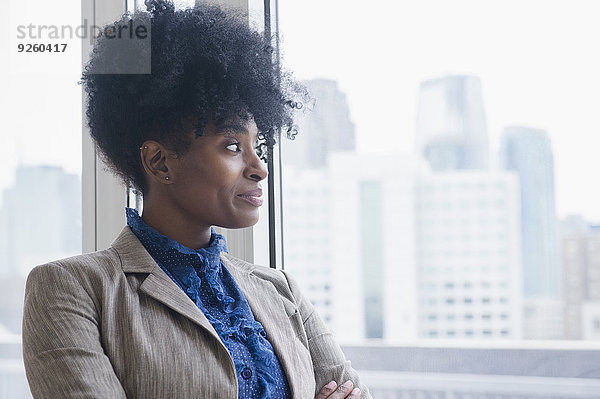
225, 142, 241, 153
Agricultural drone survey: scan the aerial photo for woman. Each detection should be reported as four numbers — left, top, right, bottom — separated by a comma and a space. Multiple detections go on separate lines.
22, 1, 371, 398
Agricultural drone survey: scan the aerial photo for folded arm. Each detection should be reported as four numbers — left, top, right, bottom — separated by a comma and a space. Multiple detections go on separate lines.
22, 263, 127, 398
281, 270, 372, 399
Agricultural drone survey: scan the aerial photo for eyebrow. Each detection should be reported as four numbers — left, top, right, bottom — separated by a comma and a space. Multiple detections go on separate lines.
215, 122, 249, 136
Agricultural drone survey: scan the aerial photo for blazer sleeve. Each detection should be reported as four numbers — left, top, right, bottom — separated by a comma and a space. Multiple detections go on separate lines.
22, 262, 127, 398
280, 270, 372, 399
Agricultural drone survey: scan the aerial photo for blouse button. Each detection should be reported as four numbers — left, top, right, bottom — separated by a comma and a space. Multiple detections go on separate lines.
241, 368, 253, 380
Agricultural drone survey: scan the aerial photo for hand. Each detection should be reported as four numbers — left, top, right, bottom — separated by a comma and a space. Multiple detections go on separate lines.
315, 380, 361, 399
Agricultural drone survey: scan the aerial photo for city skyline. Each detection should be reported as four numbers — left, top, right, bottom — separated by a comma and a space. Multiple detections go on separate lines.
277, 75, 599, 343
280, 76, 564, 342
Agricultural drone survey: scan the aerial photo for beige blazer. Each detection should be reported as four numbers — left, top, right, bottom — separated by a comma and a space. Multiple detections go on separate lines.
22, 226, 371, 399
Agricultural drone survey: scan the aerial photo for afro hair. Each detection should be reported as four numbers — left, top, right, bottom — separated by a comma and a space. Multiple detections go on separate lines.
81, 0, 305, 193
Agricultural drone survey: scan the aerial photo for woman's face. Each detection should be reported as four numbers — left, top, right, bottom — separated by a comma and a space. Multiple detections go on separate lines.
166, 117, 268, 230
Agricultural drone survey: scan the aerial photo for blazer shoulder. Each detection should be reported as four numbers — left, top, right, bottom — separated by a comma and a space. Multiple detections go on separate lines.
38, 247, 122, 273
221, 252, 287, 283
220, 252, 300, 305
27, 248, 124, 294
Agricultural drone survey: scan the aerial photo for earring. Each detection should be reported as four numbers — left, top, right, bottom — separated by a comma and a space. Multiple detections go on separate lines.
165, 176, 170, 180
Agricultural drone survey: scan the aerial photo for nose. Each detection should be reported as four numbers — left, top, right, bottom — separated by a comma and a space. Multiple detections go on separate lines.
245, 149, 268, 182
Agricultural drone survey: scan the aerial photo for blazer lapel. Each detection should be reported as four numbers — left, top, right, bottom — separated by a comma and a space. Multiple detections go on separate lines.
224, 255, 308, 398
111, 227, 224, 346
138, 271, 222, 340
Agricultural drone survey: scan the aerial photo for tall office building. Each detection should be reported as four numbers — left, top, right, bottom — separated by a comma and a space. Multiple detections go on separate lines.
283, 152, 419, 342
562, 226, 600, 340
329, 152, 418, 342
415, 171, 522, 339
281, 79, 356, 168
499, 127, 560, 298
0, 165, 81, 276
281, 166, 333, 327
0, 165, 80, 336
416, 75, 489, 171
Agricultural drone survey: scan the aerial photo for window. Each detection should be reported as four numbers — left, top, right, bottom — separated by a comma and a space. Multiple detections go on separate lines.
6, 0, 600, 397
3, 0, 84, 396
272, 0, 600, 396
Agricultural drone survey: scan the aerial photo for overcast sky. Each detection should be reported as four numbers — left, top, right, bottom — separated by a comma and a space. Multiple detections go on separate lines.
1, 0, 599, 222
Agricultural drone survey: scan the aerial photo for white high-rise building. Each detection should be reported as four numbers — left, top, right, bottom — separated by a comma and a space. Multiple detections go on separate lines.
281, 166, 333, 326
0, 165, 81, 277
416, 171, 522, 339
282, 152, 419, 343
329, 152, 419, 342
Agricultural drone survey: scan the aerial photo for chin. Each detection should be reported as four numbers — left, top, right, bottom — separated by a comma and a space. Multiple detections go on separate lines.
219, 214, 260, 230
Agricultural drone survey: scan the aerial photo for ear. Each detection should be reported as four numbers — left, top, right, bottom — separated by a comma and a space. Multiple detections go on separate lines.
139, 140, 175, 185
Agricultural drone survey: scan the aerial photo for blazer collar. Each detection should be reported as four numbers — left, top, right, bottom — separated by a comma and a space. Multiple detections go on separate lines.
112, 226, 256, 276
111, 226, 158, 273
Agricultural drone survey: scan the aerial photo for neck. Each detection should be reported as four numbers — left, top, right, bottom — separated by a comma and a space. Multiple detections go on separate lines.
141, 197, 212, 250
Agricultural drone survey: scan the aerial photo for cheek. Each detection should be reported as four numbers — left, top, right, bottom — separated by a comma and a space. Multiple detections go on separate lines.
215, 158, 243, 178
188, 164, 241, 200
176, 154, 244, 199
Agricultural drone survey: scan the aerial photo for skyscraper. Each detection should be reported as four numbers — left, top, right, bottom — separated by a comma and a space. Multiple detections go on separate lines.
416, 75, 489, 171
329, 152, 418, 342
0, 165, 81, 337
415, 171, 523, 339
499, 127, 560, 298
0, 165, 81, 276
281, 79, 356, 168
282, 152, 419, 342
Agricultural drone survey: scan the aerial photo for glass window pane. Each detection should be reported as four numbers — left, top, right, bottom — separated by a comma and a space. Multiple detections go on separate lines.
275, 0, 600, 396
2, 0, 82, 397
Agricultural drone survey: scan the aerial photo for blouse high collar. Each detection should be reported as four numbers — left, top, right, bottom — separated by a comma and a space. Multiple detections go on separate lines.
125, 207, 228, 273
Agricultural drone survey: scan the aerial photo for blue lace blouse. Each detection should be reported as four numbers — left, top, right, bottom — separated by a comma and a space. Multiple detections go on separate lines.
126, 208, 290, 399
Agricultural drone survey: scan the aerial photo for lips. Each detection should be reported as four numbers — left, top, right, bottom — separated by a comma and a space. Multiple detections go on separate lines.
237, 188, 263, 207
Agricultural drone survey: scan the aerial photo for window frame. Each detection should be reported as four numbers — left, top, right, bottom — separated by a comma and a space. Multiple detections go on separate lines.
81, 0, 130, 254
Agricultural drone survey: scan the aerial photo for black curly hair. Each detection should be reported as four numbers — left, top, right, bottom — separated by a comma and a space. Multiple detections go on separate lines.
81, 0, 304, 193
